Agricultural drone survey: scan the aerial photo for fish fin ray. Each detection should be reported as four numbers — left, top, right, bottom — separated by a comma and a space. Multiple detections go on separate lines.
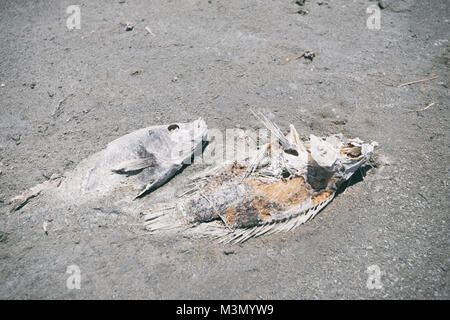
112, 157, 157, 174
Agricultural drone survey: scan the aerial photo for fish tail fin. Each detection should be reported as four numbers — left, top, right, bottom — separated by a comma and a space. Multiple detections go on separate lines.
142, 205, 186, 232
9, 175, 62, 212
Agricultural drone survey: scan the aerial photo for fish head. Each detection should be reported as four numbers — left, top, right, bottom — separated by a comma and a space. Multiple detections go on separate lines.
309, 134, 377, 182
166, 118, 208, 164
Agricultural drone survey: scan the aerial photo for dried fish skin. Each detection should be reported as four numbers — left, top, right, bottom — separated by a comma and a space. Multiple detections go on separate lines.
77, 118, 208, 198
145, 118, 376, 243
9, 118, 208, 211
179, 163, 316, 229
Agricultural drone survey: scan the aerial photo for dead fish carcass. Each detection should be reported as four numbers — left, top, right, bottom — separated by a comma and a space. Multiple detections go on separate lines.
10, 118, 208, 211
144, 112, 377, 243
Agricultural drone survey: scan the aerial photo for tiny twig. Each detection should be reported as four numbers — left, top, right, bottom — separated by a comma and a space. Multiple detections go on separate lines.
279, 50, 315, 65
279, 54, 304, 65
398, 75, 439, 87
407, 102, 436, 113
418, 193, 428, 201
145, 27, 155, 36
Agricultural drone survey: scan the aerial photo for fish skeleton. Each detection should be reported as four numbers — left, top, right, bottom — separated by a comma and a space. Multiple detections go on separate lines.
143, 111, 377, 244
9, 111, 376, 245
9, 118, 208, 211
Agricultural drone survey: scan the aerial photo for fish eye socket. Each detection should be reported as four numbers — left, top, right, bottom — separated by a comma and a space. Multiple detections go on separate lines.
284, 149, 299, 156
168, 124, 180, 132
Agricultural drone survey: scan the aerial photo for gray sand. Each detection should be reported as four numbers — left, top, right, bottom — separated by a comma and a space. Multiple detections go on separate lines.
0, 0, 448, 299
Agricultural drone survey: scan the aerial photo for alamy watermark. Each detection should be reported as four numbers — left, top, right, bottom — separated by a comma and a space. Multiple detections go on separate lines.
66, 5, 81, 30
64, 4, 380, 31
366, 5, 381, 30
66, 264, 81, 289
366, 264, 383, 290
172, 127, 281, 167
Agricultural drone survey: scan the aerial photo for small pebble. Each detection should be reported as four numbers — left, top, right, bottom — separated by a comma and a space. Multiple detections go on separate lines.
125, 23, 134, 31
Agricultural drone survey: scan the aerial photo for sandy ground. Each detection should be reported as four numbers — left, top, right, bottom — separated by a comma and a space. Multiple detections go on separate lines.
0, 0, 449, 299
